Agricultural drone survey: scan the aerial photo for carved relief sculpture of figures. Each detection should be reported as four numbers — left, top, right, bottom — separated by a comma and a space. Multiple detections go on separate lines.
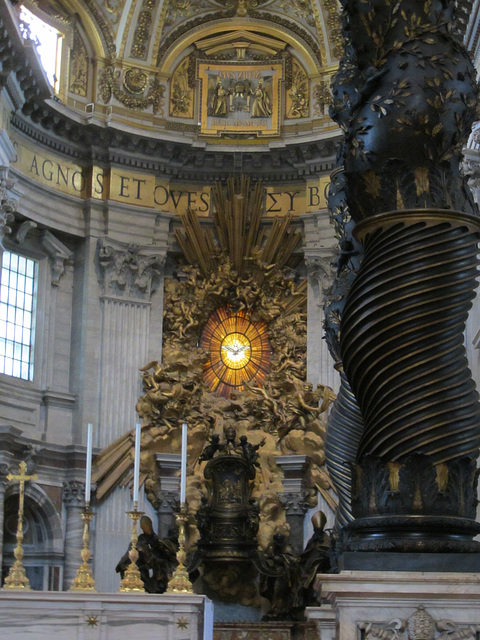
209, 79, 230, 118
251, 78, 272, 118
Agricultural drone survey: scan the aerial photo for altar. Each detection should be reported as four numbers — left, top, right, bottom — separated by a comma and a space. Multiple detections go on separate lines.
0, 591, 213, 640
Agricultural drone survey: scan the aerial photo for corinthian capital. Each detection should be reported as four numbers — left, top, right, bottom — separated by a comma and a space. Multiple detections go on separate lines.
305, 255, 336, 291
97, 237, 166, 301
63, 480, 86, 506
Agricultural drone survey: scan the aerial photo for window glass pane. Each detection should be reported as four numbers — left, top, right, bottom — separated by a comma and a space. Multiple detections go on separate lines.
17, 256, 26, 275
16, 291, 24, 310
0, 251, 36, 380
12, 360, 20, 378
15, 324, 23, 343
25, 277, 33, 295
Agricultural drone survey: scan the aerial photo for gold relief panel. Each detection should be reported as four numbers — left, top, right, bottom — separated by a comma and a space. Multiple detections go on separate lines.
198, 62, 282, 138
285, 59, 309, 119
69, 26, 88, 97
169, 58, 194, 119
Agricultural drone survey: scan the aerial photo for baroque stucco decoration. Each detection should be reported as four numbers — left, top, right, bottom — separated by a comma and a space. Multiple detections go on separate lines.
93, 178, 335, 603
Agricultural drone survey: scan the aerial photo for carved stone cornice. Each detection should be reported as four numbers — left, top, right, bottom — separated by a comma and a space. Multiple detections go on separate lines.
62, 480, 86, 507
39, 230, 74, 286
97, 237, 166, 302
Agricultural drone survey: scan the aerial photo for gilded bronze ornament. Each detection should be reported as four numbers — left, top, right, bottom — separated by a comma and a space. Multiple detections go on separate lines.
3, 461, 38, 590
69, 504, 97, 592
93, 178, 335, 599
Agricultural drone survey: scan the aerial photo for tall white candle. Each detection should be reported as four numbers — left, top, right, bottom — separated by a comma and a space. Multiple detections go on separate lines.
133, 423, 141, 504
180, 422, 187, 504
85, 423, 93, 504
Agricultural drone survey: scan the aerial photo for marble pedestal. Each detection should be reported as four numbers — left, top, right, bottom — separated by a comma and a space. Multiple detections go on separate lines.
313, 571, 480, 640
0, 591, 213, 640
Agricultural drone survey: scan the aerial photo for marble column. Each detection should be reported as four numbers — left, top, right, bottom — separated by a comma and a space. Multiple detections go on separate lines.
276, 455, 309, 554
302, 211, 340, 394
62, 480, 86, 590
154, 454, 181, 538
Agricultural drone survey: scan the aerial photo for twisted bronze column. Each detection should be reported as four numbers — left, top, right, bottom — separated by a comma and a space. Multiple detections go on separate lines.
326, 0, 480, 551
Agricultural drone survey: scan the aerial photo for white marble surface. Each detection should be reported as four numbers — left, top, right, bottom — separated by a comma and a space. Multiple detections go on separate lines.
305, 603, 336, 640
315, 571, 480, 640
0, 591, 213, 640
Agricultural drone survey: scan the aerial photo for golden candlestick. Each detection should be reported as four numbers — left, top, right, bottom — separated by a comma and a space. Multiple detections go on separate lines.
167, 504, 193, 593
119, 502, 145, 592
3, 461, 38, 590
69, 503, 96, 591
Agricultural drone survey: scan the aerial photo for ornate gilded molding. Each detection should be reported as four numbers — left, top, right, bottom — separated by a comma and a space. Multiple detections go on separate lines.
358, 605, 480, 640
82, 0, 116, 56
130, 0, 158, 59
286, 58, 309, 119
69, 26, 88, 97
97, 237, 166, 301
98, 64, 165, 114
323, 0, 342, 60
104, 0, 126, 24
313, 78, 333, 117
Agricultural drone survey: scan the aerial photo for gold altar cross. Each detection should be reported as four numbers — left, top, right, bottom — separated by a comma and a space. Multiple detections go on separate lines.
3, 460, 38, 590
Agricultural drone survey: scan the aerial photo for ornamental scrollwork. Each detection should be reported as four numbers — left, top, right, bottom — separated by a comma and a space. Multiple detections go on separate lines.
98, 65, 165, 114
359, 605, 480, 640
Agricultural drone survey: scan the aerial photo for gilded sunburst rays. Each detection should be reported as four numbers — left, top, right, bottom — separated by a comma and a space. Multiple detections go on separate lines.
200, 307, 271, 397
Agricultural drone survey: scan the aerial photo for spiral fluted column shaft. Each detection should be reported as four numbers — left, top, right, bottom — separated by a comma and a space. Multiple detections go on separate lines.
325, 371, 364, 528
341, 211, 480, 468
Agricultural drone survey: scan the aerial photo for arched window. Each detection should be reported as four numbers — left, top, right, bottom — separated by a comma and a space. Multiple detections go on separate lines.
19, 5, 63, 94
2, 491, 63, 590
